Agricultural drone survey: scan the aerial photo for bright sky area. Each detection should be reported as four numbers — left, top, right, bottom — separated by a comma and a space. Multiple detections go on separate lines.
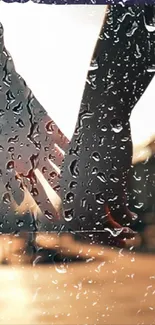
0, 2, 155, 147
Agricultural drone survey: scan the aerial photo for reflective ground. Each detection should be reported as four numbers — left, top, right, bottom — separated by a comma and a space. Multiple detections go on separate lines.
0, 233, 154, 325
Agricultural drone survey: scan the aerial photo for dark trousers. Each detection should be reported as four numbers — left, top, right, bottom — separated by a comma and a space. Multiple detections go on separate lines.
60, 5, 155, 241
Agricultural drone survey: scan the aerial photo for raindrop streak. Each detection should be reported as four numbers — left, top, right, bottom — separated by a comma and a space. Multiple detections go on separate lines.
8, 135, 19, 143
6, 89, 15, 103
126, 21, 138, 37
78, 110, 94, 128
118, 8, 135, 23
108, 195, 118, 202
99, 136, 104, 146
135, 44, 142, 58
12, 102, 23, 114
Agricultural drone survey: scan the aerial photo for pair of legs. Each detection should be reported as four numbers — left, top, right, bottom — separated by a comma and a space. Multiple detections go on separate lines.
0, 5, 155, 247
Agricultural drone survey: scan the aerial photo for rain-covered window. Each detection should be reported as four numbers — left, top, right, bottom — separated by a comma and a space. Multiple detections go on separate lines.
0, 3, 155, 324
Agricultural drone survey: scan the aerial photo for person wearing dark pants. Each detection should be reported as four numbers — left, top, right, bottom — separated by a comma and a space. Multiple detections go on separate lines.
60, 5, 155, 246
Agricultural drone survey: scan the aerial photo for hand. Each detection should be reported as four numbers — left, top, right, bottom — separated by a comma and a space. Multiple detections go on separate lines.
132, 136, 155, 165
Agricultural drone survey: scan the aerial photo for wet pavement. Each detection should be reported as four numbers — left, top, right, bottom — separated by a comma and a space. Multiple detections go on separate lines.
0, 238, 154, 324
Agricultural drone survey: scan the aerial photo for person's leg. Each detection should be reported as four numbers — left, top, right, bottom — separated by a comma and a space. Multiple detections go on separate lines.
0, 22, 68, 233
60, 5, 155, 243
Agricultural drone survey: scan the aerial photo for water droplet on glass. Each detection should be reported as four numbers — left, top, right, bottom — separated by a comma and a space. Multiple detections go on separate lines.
144, 6, 155, 32
45, 210, 54, 220
92, 152, 101, 162
108, 195, 118, 202
8, 135, 19, 143
45, 121, 54, 134
79, 215, 86, 222
70, 181, 77, 189
97, 172, 107, 183
86, 73, 97, 89
110, 118, 123, 133
81, 198, 86, 208
118, 8, 135, 23
50, 171, 57, 179
121, 136, 129, 142
16, 220, 24, 227
0, 109, 4, 117
6, 182, 11, 191
104, 227, 124, 237
91, 167, 98, 175
31, 188, 39, 197
16, 118, 25, 128
8, 146, 14, 153
69, 160, 79, 178
64, 208, 74, 222
101, 125, 108, 132
2, 192, 11, 204
109, 174, 119, 183
12, 102, 23, 114
133, 174, 141, 181
6, 160, 14, 171
134, 44, 142, 58
147, 66, 155, 72
108, 106, 114, 111
95, 192, 105, 204
98, 136, 104, 146
134, 202, 144, 209
78, 108, 94, 128
66, 192, 74, 203
89, 58, 98, 71
126, 21, 138, 37
6, 89, 15, 103
55, 263, 67, 274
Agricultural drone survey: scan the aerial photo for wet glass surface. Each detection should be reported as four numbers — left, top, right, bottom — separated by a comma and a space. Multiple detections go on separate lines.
0, 3, 155, 324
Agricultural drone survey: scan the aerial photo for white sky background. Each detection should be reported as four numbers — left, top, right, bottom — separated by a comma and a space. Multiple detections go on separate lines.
0, 2, 155, 146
